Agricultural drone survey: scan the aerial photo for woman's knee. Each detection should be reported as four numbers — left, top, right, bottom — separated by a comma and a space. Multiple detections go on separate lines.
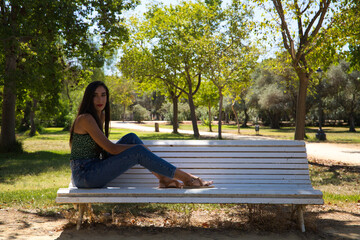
117, 132, 139, 144
124, 132, 143, 144
125, 132, 138, 139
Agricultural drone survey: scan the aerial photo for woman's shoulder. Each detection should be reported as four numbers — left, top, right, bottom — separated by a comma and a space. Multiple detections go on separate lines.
77, 113, 96, 123
74, 114, 97, 132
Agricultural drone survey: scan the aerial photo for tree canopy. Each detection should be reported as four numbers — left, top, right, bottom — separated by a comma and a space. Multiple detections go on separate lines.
0, 0, 138, 151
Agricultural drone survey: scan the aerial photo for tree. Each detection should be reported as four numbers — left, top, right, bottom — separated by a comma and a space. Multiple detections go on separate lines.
326, 61, 360, 132
0, 0, 138, 151
119, 30, 184, 133
195, 79, 218, 132
105, 75, 135, 121
227, 45, 259, 133
121, 1, 221, 138
333, 0, 360, 70
252, 0, 339, 140
250, 65, 294, 129
145, 2, 220, 138
206, 44, 257, 138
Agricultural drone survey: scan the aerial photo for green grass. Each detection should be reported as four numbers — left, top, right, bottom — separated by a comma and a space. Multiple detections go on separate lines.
309, 161, 360, 204
143, 122, 360, 143
109, 128, 196, 140
0, 126, 359, 212
0, 127, 197, 211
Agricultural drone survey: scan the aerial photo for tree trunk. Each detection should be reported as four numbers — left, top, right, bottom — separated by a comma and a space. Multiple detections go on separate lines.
20, 101, 32, 131
29, 98, 38, 136
188, 94, 200, 138
294, 73, 309, 140
123, 104, 126, 122
232, 100, 240, 134
269, 111, 281, 129
242, 101, 249, 128
217, 89, 223, 139
208, 102, 212, 132
349, 115, 356, 132
172, 96, 179, 134
1, 51, 17, 150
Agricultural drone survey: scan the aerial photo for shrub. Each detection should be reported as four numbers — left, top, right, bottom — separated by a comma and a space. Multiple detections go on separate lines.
133, 104, 150, 123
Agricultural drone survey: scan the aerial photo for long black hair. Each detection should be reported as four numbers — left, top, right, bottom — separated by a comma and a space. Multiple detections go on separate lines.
69, 81, 110, 146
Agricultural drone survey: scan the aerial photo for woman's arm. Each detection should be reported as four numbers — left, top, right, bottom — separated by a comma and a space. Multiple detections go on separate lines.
75, 114, 133, 155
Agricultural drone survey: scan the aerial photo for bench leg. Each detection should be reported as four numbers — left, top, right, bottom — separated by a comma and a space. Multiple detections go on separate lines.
297, 205, 306, 232
86, 203, 93, 223
76, 204, 85, 230
247, 204, 254, 222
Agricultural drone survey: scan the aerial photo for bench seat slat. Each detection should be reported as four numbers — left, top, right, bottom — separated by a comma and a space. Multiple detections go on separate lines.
57, 188, 322, 196
107, 178, 311, 184
112, 174, 311, 180
56, 196, 323, 205
102, 183, 316, 189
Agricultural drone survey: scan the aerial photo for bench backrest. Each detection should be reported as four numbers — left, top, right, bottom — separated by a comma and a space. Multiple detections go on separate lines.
105, 140, 311, 190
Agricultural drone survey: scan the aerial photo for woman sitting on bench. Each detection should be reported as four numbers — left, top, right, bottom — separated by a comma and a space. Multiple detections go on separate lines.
69, 81, 213, 189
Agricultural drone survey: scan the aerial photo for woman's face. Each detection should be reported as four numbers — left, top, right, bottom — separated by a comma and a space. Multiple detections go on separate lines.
93, 86, 107, 113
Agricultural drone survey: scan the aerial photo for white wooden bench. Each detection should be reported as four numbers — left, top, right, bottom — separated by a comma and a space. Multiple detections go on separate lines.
56, 140, 323, 232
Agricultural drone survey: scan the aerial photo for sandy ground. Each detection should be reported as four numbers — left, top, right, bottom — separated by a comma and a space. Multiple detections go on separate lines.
1, 203, 359, 240
306, 143, 360, 166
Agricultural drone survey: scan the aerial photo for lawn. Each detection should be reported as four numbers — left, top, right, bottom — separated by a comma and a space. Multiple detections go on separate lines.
0, 127, 359, 214
143, 122, 360, 143
0, 128, 196, 210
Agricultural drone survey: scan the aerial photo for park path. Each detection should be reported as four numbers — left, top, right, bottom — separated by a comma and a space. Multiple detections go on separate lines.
111, 121, 360, 166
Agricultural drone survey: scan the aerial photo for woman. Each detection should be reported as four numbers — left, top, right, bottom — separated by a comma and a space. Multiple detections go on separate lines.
69, 81, 213, 188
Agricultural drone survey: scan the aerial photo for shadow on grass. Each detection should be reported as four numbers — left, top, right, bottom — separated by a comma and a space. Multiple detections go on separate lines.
0, 151, 69, 183
309, 160, 360, 186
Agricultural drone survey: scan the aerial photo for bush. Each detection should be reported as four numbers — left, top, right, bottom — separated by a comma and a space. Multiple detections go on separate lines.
161, 102, 191, 124
62, 113, 76, 131
133, 104, 150, 123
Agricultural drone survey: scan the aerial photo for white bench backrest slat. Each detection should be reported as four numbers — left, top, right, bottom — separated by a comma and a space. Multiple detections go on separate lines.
142, 140, 305, 147
149, 147, 306, 152
155, 152, 307, 158
105, 140, 311, 188
164, 158, 308, 163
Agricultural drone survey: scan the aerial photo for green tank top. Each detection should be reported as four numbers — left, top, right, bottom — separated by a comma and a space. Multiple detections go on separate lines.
70, 133, 100, 160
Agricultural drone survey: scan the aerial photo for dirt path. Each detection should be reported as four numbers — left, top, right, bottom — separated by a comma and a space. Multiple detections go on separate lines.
1, 203, 359, 240
306, 143, 360, 166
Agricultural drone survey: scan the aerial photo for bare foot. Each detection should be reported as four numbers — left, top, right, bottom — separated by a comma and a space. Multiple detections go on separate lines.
183, 177, 213, 188
159, 179, 183, 188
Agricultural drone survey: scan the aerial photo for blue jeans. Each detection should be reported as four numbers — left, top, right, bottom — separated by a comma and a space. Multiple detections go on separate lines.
70, 133, 177, 188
